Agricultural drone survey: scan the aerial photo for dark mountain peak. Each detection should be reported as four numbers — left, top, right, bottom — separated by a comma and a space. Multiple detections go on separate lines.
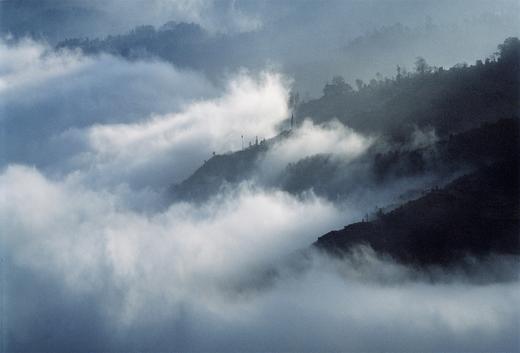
315, 160, 520, 266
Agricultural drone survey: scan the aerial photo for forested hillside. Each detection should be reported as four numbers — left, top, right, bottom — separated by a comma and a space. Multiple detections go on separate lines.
170, 38, 520, 205
297, 37, 519, 140
315, 159, 520, 266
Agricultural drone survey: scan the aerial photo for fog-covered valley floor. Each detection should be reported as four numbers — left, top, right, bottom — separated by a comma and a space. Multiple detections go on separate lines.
1, 1, 519, 352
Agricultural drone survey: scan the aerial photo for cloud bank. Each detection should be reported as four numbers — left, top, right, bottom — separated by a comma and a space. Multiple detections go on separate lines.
1, 39, 289, 189
0, 39, 217, 171
1, 165, 519, 352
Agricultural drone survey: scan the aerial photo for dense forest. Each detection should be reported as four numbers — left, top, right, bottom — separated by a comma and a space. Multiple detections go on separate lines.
170, 38, 520, 207
315, 158, 520, 266
307, 37, 520, 266
296, 37, 519, 140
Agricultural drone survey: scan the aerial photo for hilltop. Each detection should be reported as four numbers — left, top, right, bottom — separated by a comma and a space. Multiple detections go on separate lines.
296, 37, 519, 140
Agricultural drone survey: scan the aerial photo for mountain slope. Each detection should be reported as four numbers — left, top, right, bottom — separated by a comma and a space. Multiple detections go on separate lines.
168, 131, 291, 201
297, 37, 520, 140
314, 159, 520, 266
170, 118, 519, 203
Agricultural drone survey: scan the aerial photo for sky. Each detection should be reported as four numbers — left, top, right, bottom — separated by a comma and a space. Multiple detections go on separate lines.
1, 0, 519, 94
0, 1, 519, 351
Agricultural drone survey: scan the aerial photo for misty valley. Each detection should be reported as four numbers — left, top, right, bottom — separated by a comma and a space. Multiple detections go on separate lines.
0, 1, 519, 352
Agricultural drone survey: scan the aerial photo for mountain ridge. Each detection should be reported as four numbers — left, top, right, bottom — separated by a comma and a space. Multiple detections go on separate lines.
314, 159, 520, 266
